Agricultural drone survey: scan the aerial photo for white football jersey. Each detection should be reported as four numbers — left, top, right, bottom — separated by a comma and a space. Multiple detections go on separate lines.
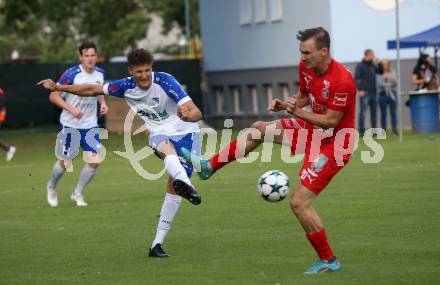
57, 65, 105, 129
103, 72, 199, 137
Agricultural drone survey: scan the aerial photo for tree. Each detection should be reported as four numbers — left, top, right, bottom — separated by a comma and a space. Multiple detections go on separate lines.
0, 0, 44, 62
0, 0, 151, 62
0, 0, 200, 62
147, 0, 200, 36
145, 0, 201, 58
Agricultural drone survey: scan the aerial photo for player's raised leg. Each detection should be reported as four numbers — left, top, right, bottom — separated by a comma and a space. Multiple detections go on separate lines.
290, 184, 341, 274
156, 139, 201, 205
181, 120, 285, 180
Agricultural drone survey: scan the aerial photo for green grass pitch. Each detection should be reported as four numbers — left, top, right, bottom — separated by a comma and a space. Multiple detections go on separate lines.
0, 130, 439, 285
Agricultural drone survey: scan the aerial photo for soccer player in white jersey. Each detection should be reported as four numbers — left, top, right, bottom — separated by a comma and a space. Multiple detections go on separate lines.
46, 42, 108, 207
38, 48, 203, 257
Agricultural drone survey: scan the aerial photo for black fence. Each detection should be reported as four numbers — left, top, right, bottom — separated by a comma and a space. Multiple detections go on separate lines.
0, 59, 203, 128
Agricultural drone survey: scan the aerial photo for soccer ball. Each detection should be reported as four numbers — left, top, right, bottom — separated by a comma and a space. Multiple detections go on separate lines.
257, 170, 290, 202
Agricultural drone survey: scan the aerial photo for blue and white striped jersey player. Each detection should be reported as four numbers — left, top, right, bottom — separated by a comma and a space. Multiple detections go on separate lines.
46, 41, 108, 208
38, 48, 203, 258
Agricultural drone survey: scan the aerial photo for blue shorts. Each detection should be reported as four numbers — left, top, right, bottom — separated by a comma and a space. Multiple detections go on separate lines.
149, 132, 201, 177
58, 125, 101, 158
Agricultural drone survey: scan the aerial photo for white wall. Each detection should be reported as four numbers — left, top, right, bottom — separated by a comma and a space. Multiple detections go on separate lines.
200, 0, 331, 71
199, 0, 440, 71
330, 0, 440, 62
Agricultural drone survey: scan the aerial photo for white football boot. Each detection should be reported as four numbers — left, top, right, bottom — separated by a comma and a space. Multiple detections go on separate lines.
6, 146, 16, 162
47, 183, 58, 207
70, 192, 88, 207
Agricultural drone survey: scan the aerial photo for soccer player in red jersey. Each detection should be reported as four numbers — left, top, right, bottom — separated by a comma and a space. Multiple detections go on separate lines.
181, 27, 357, 274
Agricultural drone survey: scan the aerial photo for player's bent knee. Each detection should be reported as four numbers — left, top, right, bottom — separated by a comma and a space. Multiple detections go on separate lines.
250, 121, 266, 131
290, 196, 306, 215
60, 160, 72, 169
83, 151, 102, 164
157, 140, 177, 156
250, 121, 273, 137
88, 163, 99, 169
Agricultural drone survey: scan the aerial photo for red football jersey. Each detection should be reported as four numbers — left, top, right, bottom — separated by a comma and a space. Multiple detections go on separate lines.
298, 59, 356, 136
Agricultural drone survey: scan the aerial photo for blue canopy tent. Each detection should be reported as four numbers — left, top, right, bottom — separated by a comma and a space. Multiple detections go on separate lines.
387, 24, 440, 71
387, 24, 440, 136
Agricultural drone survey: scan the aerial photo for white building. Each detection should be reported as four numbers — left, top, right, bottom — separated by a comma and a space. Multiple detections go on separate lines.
199, 0, 440, 127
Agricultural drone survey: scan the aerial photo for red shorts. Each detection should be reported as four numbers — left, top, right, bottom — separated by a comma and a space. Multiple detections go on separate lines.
280, 118, 351, 194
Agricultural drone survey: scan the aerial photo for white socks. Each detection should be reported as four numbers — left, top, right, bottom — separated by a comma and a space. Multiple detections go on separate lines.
73, 164, 97, 195
150, 155, 191, 247
163, 155, 192, 186
152, 192, 182, 247
47, 161, 65, 189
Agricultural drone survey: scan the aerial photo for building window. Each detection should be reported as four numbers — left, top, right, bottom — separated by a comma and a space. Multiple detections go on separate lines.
213, 87, 224, 114
254, 0, 267, 24
264, 84, 273, 111
239, 0, 253, 25
248, 85, 259, 114
230, 86, 243, 114
280, 83, 290, 101
269, 0, 283, 22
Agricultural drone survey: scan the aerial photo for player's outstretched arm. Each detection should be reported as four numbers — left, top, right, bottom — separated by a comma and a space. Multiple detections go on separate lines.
37, 79, 104, 96
177, 101, 202, 122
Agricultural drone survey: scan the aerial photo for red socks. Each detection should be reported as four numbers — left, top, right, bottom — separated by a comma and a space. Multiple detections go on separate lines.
210, 139, 238, 170
306, 228, 335, 261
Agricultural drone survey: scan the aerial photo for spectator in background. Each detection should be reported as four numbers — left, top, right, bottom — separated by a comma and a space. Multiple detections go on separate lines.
355, 49, 383, 136
411, 53, 437, 91
377, 60, 398, 135
0, 87, 16, 161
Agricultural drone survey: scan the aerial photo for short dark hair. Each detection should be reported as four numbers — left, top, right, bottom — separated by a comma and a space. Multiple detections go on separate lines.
364, 49, 373, 56
78, 41, 97, 55
127, 48, 154, 66
417, 53, 429, 66
296, 27, 330, 50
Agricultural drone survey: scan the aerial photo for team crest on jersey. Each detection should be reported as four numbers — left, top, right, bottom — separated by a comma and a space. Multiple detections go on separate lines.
321, 80, 330, 99
152, 97, 160, 104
